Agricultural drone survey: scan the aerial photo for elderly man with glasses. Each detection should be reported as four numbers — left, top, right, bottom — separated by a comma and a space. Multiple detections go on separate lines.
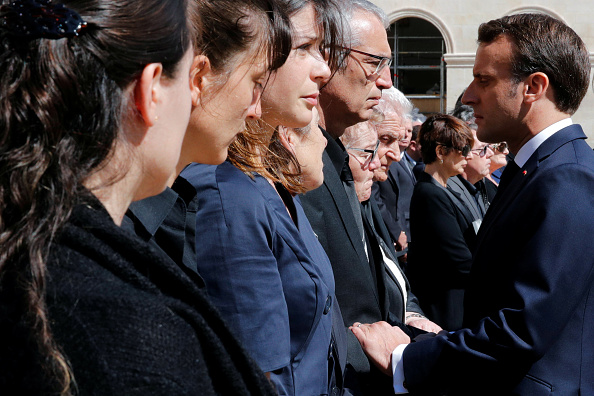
342, 118, 443, 343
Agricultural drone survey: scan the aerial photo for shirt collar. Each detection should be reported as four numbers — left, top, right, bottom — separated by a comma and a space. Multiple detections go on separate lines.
403, 151, 416, 166
514, 118, 572, 167
127, 187, 179, 236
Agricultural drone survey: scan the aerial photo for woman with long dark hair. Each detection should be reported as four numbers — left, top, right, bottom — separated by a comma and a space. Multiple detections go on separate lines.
0, 0, 275, 394
182, 0, 348, 394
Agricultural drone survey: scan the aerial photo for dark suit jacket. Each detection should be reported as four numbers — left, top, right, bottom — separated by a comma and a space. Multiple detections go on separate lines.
372, 170, 402, 244
406, 172, 475, 330
403, 124, 594, 395
301, 129, 415, 394
447, 174, 485, 221
362, 198, 423, 326
372, 158, 416, 243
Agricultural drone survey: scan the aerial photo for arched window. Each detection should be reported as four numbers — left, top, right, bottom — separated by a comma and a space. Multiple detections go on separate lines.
389, 17, 446, 114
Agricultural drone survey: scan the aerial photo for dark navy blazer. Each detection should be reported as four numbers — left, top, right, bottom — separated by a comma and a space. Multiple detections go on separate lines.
372, 159, 417, 243
402, 124, 594, 394
182, 161, 335, 396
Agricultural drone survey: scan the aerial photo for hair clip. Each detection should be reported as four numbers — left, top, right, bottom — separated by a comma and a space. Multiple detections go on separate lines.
1, 0, 87, 40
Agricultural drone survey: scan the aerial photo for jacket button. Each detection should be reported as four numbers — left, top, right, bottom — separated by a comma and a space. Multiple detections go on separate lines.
323, 295, 332, 314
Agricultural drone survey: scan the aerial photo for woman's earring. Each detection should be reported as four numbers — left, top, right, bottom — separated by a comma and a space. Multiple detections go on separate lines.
440, 158, 443, 164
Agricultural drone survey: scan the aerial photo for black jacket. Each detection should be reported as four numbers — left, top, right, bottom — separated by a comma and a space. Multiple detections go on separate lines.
37, 200, 274, 395
407, 172, 474, 330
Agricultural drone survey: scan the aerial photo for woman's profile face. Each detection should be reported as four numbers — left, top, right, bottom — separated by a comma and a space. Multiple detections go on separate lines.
184, 51, 268, 165
441, 144, 472, 178
261, 4, 331, 128
134, 48, 195, 200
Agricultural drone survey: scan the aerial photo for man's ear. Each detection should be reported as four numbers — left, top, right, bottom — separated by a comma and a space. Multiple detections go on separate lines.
190, 55, 211, 107
278, 126, 297, 156
134, 63, 164, 127
523, 72, 549, 104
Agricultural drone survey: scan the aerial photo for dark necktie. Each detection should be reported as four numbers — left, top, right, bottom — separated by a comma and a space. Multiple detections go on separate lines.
497, 161, 520, 192
488, 160, 520, 211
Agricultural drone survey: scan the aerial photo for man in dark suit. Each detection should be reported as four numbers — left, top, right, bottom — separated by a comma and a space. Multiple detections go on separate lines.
300, 0, 432, 393
341, 120, 440, 333
370, 87, 412, 252
374, 113, 422, 246
351, 13, 594, 394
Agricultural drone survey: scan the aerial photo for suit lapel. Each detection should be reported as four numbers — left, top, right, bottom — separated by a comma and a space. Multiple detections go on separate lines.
476, 125, 587, 249
370, 199, 406, 293
397, 159, 416, 185
321, 151, 372, 278
387, 162, 400, 192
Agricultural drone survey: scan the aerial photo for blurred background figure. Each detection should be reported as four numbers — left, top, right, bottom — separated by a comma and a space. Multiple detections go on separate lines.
447, 127, 493, 230
406, 114, 476, 330
485, 141, 510, 199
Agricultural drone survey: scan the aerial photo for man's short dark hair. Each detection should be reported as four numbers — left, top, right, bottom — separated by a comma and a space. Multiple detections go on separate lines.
478, 13, 590, 115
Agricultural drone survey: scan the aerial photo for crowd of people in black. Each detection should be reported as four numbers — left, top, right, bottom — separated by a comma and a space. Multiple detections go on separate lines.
1, 0, 593, 395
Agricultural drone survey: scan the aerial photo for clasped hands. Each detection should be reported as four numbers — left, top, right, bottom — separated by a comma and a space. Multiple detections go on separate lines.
350, 317, 443, 376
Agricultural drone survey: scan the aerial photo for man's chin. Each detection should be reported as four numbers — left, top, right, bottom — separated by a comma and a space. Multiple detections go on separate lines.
373, 172, 388, 183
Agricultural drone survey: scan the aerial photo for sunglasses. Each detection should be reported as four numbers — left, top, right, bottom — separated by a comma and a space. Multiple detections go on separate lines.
490, 141, 508, 152
471, 145, 492, 158
348, 140, 380, 169
437, 142, 471, 157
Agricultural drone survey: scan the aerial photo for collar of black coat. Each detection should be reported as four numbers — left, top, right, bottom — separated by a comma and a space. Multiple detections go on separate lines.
321, 126, 350, 177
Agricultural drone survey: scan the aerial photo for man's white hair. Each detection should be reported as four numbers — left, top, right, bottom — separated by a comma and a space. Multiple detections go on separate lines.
376, 87, 413, 120
341, 121, 376, 149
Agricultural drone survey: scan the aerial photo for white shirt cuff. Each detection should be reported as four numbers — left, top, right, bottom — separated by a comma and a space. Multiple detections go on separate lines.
392, 344, 409, 393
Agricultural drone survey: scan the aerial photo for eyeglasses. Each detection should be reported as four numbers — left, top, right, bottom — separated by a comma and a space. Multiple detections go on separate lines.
437, 143, 471, 157
471, 145, 492, 158
348, 140, 380, 169
490, 141, 508, 153
342, 47, 392, 81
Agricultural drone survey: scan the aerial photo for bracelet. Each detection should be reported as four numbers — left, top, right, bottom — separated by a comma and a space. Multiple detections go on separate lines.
405, 313, 425, 321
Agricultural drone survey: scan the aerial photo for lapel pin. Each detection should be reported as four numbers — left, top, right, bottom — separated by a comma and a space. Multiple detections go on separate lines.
523, 170, 527, 175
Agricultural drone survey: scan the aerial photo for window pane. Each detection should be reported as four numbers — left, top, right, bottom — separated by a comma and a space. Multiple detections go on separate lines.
395, 69, 441, 95
389, 17, 446, 113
